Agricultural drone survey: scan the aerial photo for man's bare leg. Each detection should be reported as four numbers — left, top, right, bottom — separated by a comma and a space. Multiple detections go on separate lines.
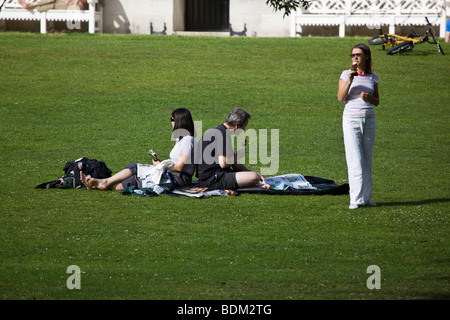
235, 171, 269, 189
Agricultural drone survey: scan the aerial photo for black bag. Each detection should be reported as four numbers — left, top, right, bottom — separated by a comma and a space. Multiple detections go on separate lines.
35, 157, 112, 189
63, 157, 112, 187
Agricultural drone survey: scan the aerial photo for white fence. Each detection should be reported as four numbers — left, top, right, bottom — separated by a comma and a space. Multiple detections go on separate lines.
291, 0, 449, 37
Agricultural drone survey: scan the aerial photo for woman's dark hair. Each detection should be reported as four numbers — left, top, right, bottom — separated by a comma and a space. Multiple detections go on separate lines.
352, 43, 373, 74
171, 108, 195, 140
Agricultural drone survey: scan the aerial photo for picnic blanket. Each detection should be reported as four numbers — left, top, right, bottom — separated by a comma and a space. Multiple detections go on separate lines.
35, 157, 348, 198
161, 174, 349, 198
236, 175, 349, 196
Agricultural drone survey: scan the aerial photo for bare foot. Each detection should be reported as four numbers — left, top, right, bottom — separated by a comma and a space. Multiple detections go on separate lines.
80, 171, 92, 189
80, 172, 108, 190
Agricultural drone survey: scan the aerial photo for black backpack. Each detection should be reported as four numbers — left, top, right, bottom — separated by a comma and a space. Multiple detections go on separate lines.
35, 157, 112, 189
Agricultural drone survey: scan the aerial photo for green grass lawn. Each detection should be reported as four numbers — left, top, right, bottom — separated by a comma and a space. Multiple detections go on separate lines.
0, 32, 449, 300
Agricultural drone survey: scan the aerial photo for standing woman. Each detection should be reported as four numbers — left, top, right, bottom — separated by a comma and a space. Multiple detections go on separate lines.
337, 43, 380, 209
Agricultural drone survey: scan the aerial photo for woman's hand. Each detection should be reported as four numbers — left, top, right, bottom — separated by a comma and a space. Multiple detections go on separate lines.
361, 86, 380, 106
361, 91, 371, 101
348, 70, 357, 83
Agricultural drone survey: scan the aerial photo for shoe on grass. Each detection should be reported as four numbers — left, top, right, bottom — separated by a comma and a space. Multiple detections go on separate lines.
364, 202, 377, 207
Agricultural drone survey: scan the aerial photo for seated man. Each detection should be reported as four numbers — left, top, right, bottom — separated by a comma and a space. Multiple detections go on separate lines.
197, 107, 270, 191
18, 0, 88, 11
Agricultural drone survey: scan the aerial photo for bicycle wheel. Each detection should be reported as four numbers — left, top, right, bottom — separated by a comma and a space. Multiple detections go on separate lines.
437, 43, 445, 55
427, 26, 445, 55
368, 36, 388, 45
386, 41, 415, 55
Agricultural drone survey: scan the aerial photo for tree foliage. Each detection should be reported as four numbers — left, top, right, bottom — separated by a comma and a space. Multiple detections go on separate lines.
266, 0, 312, 17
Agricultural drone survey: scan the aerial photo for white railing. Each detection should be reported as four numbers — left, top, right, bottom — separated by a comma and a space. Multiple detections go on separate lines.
291, 0, 448, 37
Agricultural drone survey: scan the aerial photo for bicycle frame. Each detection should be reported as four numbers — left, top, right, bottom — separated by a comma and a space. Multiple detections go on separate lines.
368, 17, 444, 55
371, 30, 422, 50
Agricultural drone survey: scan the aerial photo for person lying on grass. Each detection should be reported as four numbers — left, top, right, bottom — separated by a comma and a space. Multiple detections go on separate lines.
80, 108, 195, 191
18, 0, 88, 10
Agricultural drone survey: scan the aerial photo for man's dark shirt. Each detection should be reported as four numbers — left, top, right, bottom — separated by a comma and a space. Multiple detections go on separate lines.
196, 124, 235, 180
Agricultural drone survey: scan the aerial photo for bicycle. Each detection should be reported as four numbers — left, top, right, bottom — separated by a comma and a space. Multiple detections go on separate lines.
368, 17, 444, 55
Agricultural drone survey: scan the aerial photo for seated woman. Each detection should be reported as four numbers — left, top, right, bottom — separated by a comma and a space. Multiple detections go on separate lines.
81, 108, 196, 191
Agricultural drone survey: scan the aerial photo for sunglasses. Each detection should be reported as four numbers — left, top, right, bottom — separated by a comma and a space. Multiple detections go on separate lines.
170, 116, 175, 122
350, 53, 363, 58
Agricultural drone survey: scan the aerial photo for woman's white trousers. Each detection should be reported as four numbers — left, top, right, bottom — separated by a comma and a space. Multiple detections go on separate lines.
343, 117, 375, 206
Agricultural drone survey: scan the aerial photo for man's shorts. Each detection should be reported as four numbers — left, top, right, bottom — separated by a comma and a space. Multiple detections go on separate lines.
447, 19, 450, 32
198, 171, 239, 190
121, 163, 140, 189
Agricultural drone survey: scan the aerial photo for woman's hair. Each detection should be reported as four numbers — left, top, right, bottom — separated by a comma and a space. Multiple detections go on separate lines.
352, 43, 373, 74
225, 107, 251, 127
171, 108, 195, 139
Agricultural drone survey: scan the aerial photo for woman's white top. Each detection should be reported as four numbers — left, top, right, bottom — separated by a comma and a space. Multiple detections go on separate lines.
170, 135, 195, 175
340, 70, 378, 118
